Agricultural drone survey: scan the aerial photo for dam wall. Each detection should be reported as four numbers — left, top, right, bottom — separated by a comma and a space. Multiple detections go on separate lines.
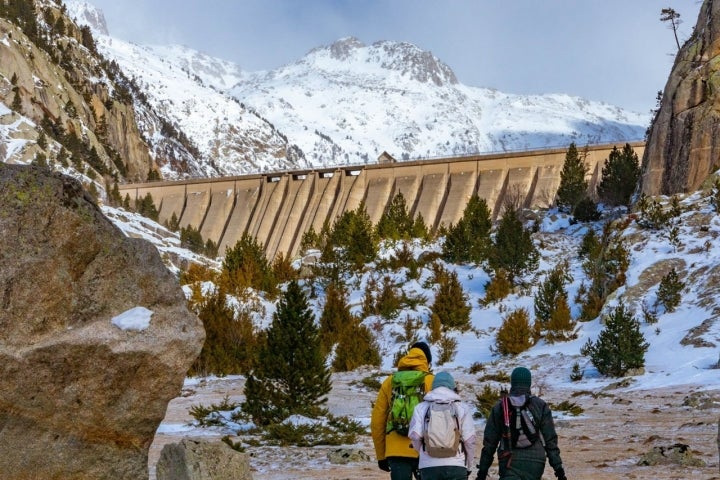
119, 142, 644, 259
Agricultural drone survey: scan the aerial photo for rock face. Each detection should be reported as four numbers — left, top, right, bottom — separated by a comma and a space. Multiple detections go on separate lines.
0, 164, 204, 479
156, 438, 252, 480
641, 0, 720, 195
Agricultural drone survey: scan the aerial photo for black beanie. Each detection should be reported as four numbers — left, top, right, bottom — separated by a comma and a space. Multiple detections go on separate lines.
511, 367, 532, 389
411, 341, 432, 365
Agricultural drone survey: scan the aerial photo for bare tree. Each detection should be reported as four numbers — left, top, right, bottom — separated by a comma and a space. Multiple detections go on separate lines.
660, 7, 682, 51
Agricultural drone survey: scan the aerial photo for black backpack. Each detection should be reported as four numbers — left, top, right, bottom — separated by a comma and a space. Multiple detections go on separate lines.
507, 394, 540, 449
500, 392, 542, 453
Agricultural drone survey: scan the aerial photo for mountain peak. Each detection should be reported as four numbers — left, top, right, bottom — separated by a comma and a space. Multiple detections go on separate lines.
327, 36, 365, 60
305, 37, 457, 86
370, 40, 458, 86
66, 0, 109, 36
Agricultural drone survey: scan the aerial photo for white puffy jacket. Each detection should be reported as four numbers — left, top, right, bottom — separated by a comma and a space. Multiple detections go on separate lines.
408, 386, 477, 471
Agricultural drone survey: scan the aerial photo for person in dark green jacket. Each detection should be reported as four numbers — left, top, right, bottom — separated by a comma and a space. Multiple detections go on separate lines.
476, 367, 567, 480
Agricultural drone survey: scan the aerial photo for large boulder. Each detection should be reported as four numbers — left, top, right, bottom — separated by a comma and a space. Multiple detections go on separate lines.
156, 438, 253, 480
0, 164, 204, 479
641, 0, 720, 195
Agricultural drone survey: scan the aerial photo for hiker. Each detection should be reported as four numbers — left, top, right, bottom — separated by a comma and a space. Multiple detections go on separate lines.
371, 341, 435, 480
476, 367, 567, 480
408, 371, 476, 480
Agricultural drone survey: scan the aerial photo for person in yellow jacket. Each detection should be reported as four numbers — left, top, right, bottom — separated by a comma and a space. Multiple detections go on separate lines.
371, 341, 434, 480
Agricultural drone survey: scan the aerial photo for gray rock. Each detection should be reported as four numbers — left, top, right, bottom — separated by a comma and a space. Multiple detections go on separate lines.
637, 443, 706, 467
327, 448, 371, 465
0, 165, 204, 479
156, 438, 252, 480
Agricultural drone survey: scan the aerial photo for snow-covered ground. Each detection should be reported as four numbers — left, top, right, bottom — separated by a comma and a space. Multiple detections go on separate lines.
99, 187, 720, 478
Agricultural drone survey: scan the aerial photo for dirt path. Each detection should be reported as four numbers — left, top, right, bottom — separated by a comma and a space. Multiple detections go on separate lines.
149, 374, 720, 480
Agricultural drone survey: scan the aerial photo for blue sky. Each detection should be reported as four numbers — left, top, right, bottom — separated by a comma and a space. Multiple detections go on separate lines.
88, 1, 702, 114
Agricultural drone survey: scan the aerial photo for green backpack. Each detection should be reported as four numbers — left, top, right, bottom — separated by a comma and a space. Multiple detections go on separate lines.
386, 370, 428, 436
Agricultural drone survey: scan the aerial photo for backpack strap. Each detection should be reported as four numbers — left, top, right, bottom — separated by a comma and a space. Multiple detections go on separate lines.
499, 390, 513, 467
524, 396, 546, 447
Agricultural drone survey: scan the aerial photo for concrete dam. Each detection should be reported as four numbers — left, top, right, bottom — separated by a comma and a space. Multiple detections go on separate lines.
118, 142, 645, 260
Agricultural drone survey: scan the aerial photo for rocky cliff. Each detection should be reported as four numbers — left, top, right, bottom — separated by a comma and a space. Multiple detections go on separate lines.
641, 0, 720, 195
0, 2, 204, 182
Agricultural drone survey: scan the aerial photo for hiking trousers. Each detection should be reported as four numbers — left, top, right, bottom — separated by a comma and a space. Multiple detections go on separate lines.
387, 456, 420, 480
419, 465, 468, 479
498, 459, 545, 480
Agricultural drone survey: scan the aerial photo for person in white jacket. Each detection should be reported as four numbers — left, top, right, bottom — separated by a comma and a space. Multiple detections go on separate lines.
408, 371, 477, 480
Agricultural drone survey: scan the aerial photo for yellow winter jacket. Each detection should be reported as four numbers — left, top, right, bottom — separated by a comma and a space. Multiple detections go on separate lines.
370, 348, 434, 461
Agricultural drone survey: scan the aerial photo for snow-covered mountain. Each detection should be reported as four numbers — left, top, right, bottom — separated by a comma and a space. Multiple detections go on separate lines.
232, 37, 649, 165
71, 2, 648, 176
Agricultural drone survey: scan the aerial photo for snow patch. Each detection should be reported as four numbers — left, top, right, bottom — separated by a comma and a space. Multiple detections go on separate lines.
111, 306, 153, 331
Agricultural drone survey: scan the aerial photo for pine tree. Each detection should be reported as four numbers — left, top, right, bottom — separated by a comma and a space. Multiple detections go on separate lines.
332, 319, 381, 372
580, 223, 629, 320
597, 143, 640, 206
496, 308, 533, 356
319, 282, 353, 355
109, 182, 122, 206
165, 212, 180, 232
442, 194, 492, 264
376, 275, 401, 319
36, 130, 47, 150
271, 252, 297, 284
430, 269, 471, 332
544, 296, 576, 343
242, 281, 331, 425
581, 303, 648, 377
11, 88, 22, 112
376, 192, 413, 240
326, 202, 377, 269
533, 262, 571, 336
488, 207, 539, 284
411, 213, 430, 241
578, 228, 599, 258
656, 267, 684, 313
556, 143, 588, 212
572, 196, 601, 222
481, 269, 512, 305
189, 288, 258, 376
361, 275, 379, 317
135, 192, 159, 221
221, 232, 275, 295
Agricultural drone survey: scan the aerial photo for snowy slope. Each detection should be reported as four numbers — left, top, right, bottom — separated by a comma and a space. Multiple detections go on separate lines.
94, 36, 307, 177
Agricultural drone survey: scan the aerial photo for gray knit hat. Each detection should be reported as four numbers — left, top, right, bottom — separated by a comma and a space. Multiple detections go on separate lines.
432, 371, 456, 390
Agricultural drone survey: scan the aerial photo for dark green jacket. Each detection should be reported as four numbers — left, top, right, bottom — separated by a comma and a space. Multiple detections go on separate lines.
476, 390, 563, 479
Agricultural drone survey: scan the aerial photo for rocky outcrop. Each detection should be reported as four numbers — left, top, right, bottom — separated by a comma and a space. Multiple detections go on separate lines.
0, 4, 206, 181
0, 164, 204, 479
156, 438, 253, 480
641, 0, 720, 195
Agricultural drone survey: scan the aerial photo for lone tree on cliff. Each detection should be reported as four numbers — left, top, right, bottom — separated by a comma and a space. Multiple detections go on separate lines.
660, 7, 682, 51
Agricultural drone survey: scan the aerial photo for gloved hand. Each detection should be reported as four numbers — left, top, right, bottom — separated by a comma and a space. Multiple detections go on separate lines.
378, 459, 390, 472
554, 466, 567, 480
